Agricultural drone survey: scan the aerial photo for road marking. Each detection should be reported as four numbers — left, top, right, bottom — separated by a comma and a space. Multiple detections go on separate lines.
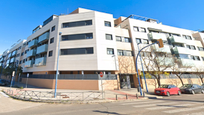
121, 100, 164, 105
133, 102, 177, 108
185, 112, 204, 115
147, 104, 195, 110
163, 106, 204, 113
0, 92, 9, 98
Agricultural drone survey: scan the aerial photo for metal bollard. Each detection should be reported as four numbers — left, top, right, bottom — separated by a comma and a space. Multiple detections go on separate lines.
126, 94, 128, 99
116, 94, 118, 100
136, 94, 138, 99
143, 92, 145, 97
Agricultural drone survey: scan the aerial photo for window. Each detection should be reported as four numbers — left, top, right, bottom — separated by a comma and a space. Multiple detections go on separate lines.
106, 34, 113, 40
124, 37, 131, 43
51, 26, 55, 32
117, 50, 123, 56
136, 38, 142, 44
202, 57, 204, 61
61, 47, 94, 55
21, 52, 24, 56
198, 47, 204, 51
190, 45, 196, 50
116, 36, 122, 42
173, 43, 183, 47
62, 20, 92, 28
143, 39, 149, 44
176, 54, 189, 59
104, 21, 111, 27
19, 60, 22, 64
23, 59, 25, 63
107, 48, 114, 55
140, 27, 146, 33
133, 26, 139, 32
62, 33, 93, 41
48, 50, 53, 57
186, 36, 192, 40
190, 55, 195, 60
16, 53, 20, 57
124, 50, 132, 56
194, 56, 200, 61
186, 45, 191, 49
50, 38, 54, 44
25, 49, 29, 54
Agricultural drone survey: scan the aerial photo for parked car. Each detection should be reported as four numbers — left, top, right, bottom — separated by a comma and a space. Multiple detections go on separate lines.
180, 84, 204, 94
201, 83, 204, 87
154, 84, 181, 96
0, 79, 10, 86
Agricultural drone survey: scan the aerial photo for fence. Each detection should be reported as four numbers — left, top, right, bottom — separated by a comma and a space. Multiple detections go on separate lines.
4, 89, 104, 103
20, 74, 117, 80
141, 74, 200, 79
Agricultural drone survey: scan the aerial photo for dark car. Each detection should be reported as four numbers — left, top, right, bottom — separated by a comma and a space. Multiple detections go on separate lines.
0, 79, 10, 86
155, 84, 181, 96
180, 84, 204, 94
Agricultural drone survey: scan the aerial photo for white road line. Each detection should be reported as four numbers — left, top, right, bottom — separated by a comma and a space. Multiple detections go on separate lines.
0, 92, 9, 98
121, 100, 165, 105
133, 102, 177, 108
147, 104, 194, 110
163, 106, 204, 113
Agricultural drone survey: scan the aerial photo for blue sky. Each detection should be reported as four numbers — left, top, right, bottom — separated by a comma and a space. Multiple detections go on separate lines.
0, 0, 204, 54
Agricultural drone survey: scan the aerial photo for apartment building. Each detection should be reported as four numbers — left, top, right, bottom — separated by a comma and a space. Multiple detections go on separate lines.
0, 8, 204, 90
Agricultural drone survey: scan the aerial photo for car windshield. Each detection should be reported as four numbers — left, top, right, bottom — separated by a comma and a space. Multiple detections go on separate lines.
159, 85, 169, 88
181, 84, 192, 88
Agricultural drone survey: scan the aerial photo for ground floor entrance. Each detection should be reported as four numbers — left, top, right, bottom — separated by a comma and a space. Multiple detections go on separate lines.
119, 74, 141, 89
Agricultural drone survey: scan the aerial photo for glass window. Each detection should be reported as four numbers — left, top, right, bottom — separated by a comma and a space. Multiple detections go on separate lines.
21, 52, 24, 56
202, 57, 204, 61
104, 21, 111, 27
195, 56, 200, 61
116, 36, 122, 42
186, 36, 192, 40
51, 26, 55, 32
133, 26, 139, 32
186, 45, 191, 49
136, 38, 142, 44
106, 34, 113, 40
140, 27, 146, 33
191, 45, 196, 50
124, 37, 131, 43
50, 38, 54, 44
62, 20, 92, 28
61, 47, 94, 55
143, 39, 149, 44
48, 50, 53, 57
124, 50, 132, 56
191, 55, 195, 60
107, 48, 114, 55
62, 33, 93, 41
117, 50, 123, 56
178, 54, 189, 59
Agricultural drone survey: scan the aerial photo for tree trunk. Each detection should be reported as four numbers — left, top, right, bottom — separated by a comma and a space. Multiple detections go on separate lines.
156, 75, 161, 87
199, 75, 203, 83
178, 76, 184, 86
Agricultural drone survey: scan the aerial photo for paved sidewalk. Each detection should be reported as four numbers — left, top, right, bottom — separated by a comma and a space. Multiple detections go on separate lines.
1, 82, 162, 103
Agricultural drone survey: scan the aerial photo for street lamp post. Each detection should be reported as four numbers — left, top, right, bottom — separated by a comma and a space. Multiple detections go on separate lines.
54, 32, 62, 98
137, 43, 148, 93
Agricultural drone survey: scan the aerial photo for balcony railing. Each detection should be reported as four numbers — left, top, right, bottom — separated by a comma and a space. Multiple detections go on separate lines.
179, 59, 194, 67
25, 60, 34, 68
7, 53, 11, 58
148, 32, 167, 41
26, 49, 36, 58
169, 36, 186, 44
172, 47, 190, 54
35, 57, 46, 66
36, 44, 48, 54
38, 32, 49, 43
28, 39, 38, 48
151, 44, 171, 53
10, 58, 15, 63
156, 57, 174, 66
11, 51, 17, 57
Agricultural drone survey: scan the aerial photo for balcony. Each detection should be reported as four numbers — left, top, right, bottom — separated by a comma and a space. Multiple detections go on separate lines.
25, 60, 34, 68
0, 58, 3, 62
38, 32, 49, 43
26, 49, 36, 58
11, 50, 17, 57
151, 44, 171, 53
148, 32, 167, 41
7, 53, 11, 58
178, 59, 194, 67
172, 47, 190, 54
28, 39, 38, 48
36, 44, 48, 54
156, 57, 174, 66
35, 57, 46, 66
193, 60, 203, 67
169, 36, 186, 44
10, 58, 15, 63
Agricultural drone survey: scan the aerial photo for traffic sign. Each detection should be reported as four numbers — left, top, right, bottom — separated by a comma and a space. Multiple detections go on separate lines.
100, 72, 103, 77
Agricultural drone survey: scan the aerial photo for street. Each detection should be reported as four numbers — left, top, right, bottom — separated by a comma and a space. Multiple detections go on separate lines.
1, 91, 204, 115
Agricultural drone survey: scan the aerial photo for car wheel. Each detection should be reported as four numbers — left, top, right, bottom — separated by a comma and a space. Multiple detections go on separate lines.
201, 90, 204, 94
167, 92, 170, 97
192, 90, 195, 95
178, 91, 181, 96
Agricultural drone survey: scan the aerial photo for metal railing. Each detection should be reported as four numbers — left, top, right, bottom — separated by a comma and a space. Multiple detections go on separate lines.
141, 74, 200, 79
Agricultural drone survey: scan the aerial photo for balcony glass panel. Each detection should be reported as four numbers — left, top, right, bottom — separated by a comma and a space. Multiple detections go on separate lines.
35, 57, 46, 66
26, 49, 36, 58
25, 60, 33, 68
38, 32, 49, 43
179, 59, 194, 67
169, 36, 186, 44
11, 51, 17, 56
172, 47, 190, 54
156, 57, 174, 66
151, 44, 171, 53
149, 32, 167, 41
10, 58, 15, 63
36, 44, 48, 54
28, 39, 38, 48
7, 53, 11, 58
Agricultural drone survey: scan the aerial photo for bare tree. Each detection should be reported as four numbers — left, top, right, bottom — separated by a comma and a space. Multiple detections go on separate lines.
142, 52, 174, 87
193, 67, 204, 84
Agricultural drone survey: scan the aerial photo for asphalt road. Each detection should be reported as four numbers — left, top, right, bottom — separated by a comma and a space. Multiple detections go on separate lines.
1, 93, 204, 115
